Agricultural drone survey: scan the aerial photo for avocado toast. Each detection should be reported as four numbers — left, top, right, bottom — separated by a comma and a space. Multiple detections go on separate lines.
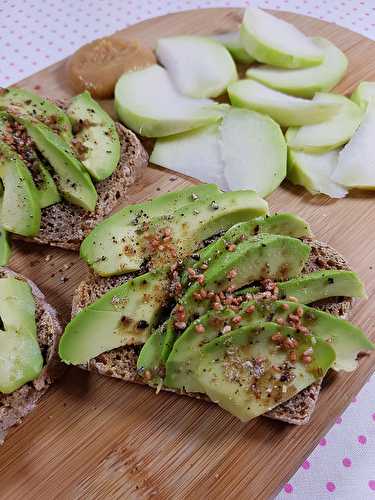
0, 268, 62, 443
59, 185, 373, 425
0, 87, 147, 254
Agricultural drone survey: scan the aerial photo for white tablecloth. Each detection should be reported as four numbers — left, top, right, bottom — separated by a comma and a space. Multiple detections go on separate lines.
0, 1, 374, 498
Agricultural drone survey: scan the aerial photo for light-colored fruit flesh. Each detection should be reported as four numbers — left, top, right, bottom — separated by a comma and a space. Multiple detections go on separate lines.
34, 160, 61, 208
287, 131, 348, 198
240, 7, 323, 69
286, 93, 363, 153
331, 103, 375, 189
0, 278, 37, 338
246, 37, 348, 98
351, 81, 375, 110
212, 32, 254, 64
228, 79, 340, 127
67, 91, 121, 181
195, 322, 334, 421
114, 65, 223, 137
221, 108, 287, 197
0, 227, 11, 266
156, 36, 238, 98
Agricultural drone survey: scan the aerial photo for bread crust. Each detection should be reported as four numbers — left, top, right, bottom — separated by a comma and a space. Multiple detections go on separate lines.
0, 268, 63, 443
71, 239, 354, 425
18, 122, 148, 250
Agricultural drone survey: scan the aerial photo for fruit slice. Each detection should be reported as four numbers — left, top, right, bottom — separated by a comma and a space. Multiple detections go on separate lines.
0, 227, 11, 266
195, 322, 335, 421
80, 184, 223, 276
228, 79, 340, 127
114, 65, 223, 137
156, 36, 238, 98
0, 141, 41, 236
0, 87, 72, 142
287, 132, 348, 198
59, 268, 169, 365
351, 81, 375, 110
67, 91, 121, 181
151, 124, 226, 187
286, 93, 363, 153
331, 103, 375, 189
0, 277, 37, 338
136, 326, 166, 386
33, 160, 61, 208
246, 38, 348, 98
240, 7, 323, 69
221, 108, 287, 197
212, 31, 254, 64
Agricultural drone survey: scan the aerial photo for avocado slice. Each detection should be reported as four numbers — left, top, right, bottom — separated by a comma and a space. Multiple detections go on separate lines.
136, 325, 166, 385
0, 226, 11, 266
33, 160, 61, 208
67, 91, 120, 181
0, 87, 72, 143
0, 140, 41, 236
181, 213, 312, 286
80, 183, 223, 276
161, 233, 310, 363
0, 277, 43, 394
194, 322, 335, 421
59, 268, 170, 365
18, 116, 97, 211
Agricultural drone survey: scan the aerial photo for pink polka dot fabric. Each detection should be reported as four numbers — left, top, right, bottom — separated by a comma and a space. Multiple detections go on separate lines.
0, 1, 374, 498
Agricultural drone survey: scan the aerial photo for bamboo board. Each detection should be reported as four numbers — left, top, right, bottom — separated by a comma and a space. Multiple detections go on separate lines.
0, 8, 374, 500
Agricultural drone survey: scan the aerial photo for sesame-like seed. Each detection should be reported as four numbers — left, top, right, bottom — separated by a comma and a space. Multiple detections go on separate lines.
144, 370, 152, 381
281, 303, 289, 310
276, 317, 285, 326
227, 243, 236, 252
195, 324, 205, 333
287, 296, 298, 303
222, 325, 232, 334
246, 305, 255, 315
174, 321, 187, 330
232, 315, 242, 325
213, 302, 222, 311
227, 269, 238, 279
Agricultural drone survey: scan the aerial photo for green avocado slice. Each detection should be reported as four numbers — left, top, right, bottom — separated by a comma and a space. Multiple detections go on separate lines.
136, 325, 166, 385
0, 140, 41, 236
161, 234, 310, 363
194, 322, 335, 422
59, 268, 170, 365
80, 183, 223, 276
0, 277, 43, 394
33, 160, 61, 208
18, 116, 97, 211
0, 87, 72, 143
67, 91, 120, 181
0, 226, 11, 266
181, 212, 312, 286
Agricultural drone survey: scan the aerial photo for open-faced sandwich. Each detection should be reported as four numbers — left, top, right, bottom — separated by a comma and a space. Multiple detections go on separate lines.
59, 184, 373, 424
0, 86, 147, 258
0, 269, 62, 443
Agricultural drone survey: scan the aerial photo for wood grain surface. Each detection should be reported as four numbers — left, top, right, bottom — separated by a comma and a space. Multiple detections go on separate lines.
1, 8, 374, 500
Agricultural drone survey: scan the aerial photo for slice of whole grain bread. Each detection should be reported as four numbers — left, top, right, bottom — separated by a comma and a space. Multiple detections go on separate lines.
0, 268, 63, 444
20, 122, 147, 250
71, 238, 353, 425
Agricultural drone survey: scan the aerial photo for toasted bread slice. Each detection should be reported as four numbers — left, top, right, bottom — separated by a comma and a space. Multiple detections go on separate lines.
19, 123, 147, 250
0, 268, 63, 443
71, 239, 353, 425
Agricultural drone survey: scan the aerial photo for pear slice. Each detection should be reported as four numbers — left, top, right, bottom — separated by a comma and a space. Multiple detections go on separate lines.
114, 65, 223, 137
286, 93, 363, 153
240, 7, 323, 69
246, 38, 348, 98
287, 130, 347, 198
351, 81, 375, 110
151, 124, 226, 187
331, 103, 375, 190
221, 108, 286, 197
156, 36, 238, 98
228, 79, 340, 127
212, 31, 254, 64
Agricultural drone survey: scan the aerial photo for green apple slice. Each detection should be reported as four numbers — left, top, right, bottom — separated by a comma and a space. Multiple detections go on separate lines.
212, 31, 254, 64
331, 103, 375, 189
156, 36, 238, 98
246, 37, 348, 98
228, 79, 340, 127
240, 7, 323, 69
287, 131, 347, 198
351, 81, 375, 110
114, 65, 223, 137
286, 93, 363, 153
221, 108, 286, 197
151, 124, 226, 187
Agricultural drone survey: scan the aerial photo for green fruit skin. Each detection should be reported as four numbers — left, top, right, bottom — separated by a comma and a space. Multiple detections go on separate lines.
67, 91, 121, 181
0, 226, 11, 266
194, 322, 335, 421
351, 82, 375, 110
0, 141, 41, 237
80, 184, 223, 276
0, 87, 72, 143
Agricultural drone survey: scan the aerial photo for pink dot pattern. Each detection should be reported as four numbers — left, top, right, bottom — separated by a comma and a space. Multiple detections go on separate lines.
0, 1, 374, 499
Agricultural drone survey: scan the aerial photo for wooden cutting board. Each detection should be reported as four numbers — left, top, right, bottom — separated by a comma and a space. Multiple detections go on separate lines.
1, 8, 374, 500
